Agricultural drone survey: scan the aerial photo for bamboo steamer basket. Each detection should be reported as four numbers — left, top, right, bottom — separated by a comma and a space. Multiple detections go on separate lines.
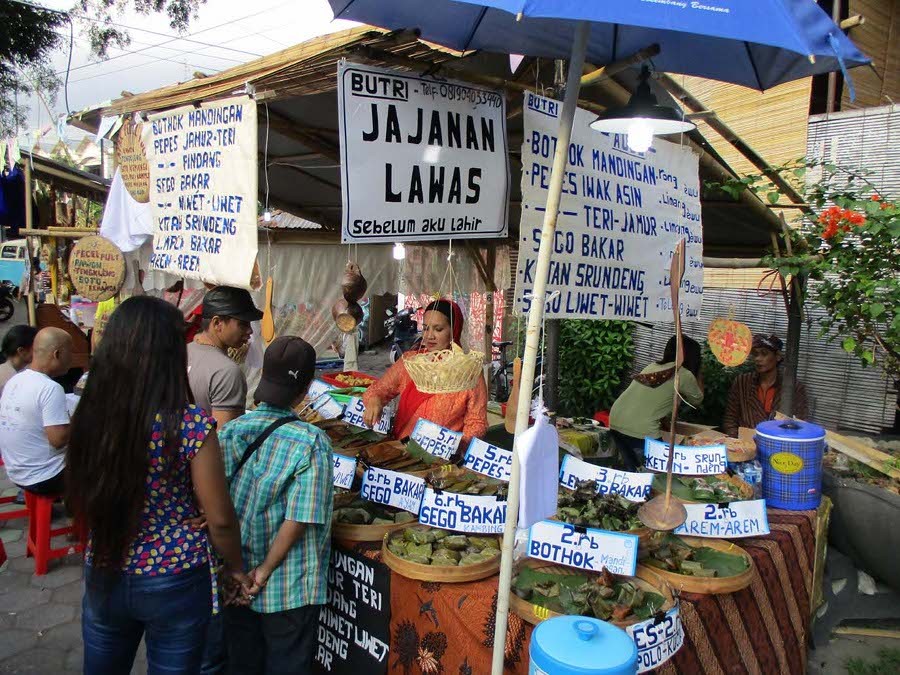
509, 558, 675, 627
332, 491, 418, 542
332, 299, 364, 333
381, 527, 501, 583
637, 536, 755, 595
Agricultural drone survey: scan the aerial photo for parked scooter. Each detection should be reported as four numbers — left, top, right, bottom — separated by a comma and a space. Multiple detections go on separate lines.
0, 281, 18, 322
384, 307, 421, 363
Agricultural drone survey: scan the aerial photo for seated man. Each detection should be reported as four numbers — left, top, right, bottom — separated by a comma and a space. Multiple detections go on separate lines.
0, 328, 73, 495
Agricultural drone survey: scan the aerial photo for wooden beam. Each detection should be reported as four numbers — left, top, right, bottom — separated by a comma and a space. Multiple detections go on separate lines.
833, 627, 900, 639
269, 162, 342, 192
703, 254, 821, 269
264, 110, 341, 162
579, 44, 660, 88
20, 228, 98, 239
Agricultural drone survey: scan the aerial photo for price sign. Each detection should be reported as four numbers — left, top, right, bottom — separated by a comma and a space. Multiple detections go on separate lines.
360, 467, 425, 514
644, 439, 727, 475
308, 379, 343, 419
674, 499, 769, 538
344, 397, 392, 435
627, 605, 684, 673
333, 454, 358, 490
463, 438, 512, 481
559, 455, 653, 502
411, 419, 462, 460
527, 520, 638, 576
418, 488, 506, 534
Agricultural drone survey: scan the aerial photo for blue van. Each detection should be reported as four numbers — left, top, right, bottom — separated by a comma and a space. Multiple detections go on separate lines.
0, 239, 27, 285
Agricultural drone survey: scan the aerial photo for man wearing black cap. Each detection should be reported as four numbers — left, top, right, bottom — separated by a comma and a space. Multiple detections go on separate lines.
219, 336, 334, 674
188, 286, 263, 430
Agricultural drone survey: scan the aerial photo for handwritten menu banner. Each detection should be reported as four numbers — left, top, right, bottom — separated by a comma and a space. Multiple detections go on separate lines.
674, 499, 770, 538
515, 91, 703, 321
410, 419, 462, 460
463, 438, 512, 482
559, 455, 654, 502
144, 95, 258, 288
67, 235, 126, 302
527, 520, 638, 576
628, 605, 684, 673
360, 467, 425, 514
115, 119, 150, 203
418, 488, 506, 534
644, 439, 727, 475
343, 397, 392, 435
313, 546, 389, 675
333, 454, 357, 490
338, 61, 509, 244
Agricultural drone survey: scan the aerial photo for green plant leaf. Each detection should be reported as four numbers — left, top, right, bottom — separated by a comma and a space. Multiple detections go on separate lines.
870, 303, 886, 318
842, 337, 856, 352
767, 191, 780, 204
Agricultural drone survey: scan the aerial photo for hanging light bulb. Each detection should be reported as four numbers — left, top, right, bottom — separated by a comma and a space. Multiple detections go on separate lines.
626, 119, 654, 153
393, 242, 406, 260
263, 210, 272, 222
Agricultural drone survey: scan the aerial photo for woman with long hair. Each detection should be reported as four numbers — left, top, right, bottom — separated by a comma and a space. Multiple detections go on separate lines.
608, 334, 705, 471
67, 295, 254, 674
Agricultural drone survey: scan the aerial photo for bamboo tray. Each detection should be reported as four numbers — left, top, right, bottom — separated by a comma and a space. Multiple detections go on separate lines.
637, 536, 755, 595
333, 518, 416, 543
509, 559, 675, 627
381, 528, 501, 583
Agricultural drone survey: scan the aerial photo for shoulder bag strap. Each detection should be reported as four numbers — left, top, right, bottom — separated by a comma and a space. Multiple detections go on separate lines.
232, 415, 297, 480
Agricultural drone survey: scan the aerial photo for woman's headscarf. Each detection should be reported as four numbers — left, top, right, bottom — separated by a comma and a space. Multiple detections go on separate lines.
424, 299, 464, 346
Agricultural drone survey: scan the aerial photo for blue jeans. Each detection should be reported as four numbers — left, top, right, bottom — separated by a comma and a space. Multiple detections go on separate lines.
82, 565, 212, 675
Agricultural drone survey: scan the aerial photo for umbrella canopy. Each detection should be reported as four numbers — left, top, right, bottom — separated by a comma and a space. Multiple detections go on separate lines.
329, 0, 869, 90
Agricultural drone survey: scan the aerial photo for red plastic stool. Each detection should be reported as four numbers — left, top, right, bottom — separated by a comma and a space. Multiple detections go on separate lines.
25, 492, 84, 576
0, 538, 7, 567
0, 492, 29, 523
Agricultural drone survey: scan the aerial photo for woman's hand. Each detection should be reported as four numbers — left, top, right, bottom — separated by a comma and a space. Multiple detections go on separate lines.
223, 568, 261, 606
249, 565, 273, 590
363, 399, 384, 428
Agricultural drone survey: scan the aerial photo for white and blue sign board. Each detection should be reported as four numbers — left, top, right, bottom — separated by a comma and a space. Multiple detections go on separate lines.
527, 520, 638, 576
418, 488, 506, 534
332, 454, 358, 490
644, 439, 727, 475
309, 379, 343, 419
559, 455, 654, 502
627, 605, 684, 673
674, 499, 770, 538
343, 396, 392, 435
463, 438, 512, 482
411, 419, 462, 460
360, 467, 425, 514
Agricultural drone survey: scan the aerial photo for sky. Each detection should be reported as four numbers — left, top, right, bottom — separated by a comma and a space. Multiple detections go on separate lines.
20, 0, 357, 140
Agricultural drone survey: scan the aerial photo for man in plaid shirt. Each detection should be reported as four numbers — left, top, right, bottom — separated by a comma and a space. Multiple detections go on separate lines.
220, 336, 333, 674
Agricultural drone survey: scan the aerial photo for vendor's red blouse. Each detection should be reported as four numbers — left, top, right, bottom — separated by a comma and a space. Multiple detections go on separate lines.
363, 352, 488, 447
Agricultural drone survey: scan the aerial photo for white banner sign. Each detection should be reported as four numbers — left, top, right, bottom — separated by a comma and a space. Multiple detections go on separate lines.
144, 95, 258, 288
308, 379, 341, 418
559, 455, 654, 502
515, 91, 703, 321
343, 396, 392, 435
410, 419, 462, 460
527, 520, 638, 576
628, 606, 684, 673
360, 467, 425, 513
418, 488, 506, 534
337, 60, 509, 243
333, 454, 358, 490
463, 438, 512, 482
644, 439, 727, 475
674, 499, 770, 538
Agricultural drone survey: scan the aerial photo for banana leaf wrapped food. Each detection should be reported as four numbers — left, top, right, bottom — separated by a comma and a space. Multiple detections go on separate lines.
556, 480, 644, 532
427, 467, 509, 498
387, 526, 501, 567
643, 533, 750, 577
332, 497, 415, 526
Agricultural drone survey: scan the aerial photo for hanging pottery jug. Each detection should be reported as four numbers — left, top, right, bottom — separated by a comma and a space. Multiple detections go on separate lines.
332, 298, 364, 333
341, 262, 367, 303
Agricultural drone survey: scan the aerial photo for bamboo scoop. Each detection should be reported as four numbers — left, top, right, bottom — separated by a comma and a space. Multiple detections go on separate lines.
261, 276, 276, 346
504, 357, 522, 433
639, 240, 688, 532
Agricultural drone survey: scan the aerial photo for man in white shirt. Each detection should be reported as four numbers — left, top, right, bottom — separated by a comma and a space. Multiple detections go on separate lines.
0, 328, 73, 495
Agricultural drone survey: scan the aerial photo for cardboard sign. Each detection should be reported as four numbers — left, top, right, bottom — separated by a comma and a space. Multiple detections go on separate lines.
313, 546, 389, 675
644, 439, 727, 475
144, 95, 258, 288
515, 91, 703, 321
360, 467, 425, 514
333, 454, 358, 490
559, 455, 654, 502
463, 438, 512, 482
338, 61, 509, 244
527, 520, 638, 576
627, 605, 684, 673
115, 119, 150, 203
410, 419, 462, 460
67, 235, 126, 302
307, 380, 343, 420
343, 396, 392, 435
674, 499, 770, 538
418, 487, 506, 534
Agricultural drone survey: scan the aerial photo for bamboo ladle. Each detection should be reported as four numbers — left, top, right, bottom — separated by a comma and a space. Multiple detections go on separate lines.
638, 239, 688, 531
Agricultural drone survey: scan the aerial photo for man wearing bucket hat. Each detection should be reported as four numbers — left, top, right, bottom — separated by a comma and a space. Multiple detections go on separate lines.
219, 336, 333, 674
722, 333, 809, 436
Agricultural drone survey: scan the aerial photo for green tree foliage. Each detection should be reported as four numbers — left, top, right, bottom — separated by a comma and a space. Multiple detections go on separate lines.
682, 343, 754, 427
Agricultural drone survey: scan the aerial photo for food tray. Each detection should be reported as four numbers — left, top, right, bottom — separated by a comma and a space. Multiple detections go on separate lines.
334, 519, 417, 543
381, 527, 500, 583
509, 559, 675, 627
321, 370, 377, 388
637, 536, 755, 595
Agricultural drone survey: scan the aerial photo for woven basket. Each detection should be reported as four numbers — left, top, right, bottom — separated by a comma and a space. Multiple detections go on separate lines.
404, 344, 484, 394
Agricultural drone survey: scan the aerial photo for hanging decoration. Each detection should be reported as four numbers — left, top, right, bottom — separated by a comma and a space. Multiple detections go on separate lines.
332, 261, 368, 334
707, 317, 753, 366
115, 118, 150, 204
67, 235, 126, 302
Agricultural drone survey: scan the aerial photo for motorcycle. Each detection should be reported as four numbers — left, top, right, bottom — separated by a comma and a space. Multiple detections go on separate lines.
0, 281, 17, 323
384, 307, 421, 363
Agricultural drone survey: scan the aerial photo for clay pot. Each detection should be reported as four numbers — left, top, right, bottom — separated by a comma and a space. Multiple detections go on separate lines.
341, 262, 367, 303
332, 298, 364, 333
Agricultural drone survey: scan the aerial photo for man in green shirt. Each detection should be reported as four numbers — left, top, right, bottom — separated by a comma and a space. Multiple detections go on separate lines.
219, 336, 333, 674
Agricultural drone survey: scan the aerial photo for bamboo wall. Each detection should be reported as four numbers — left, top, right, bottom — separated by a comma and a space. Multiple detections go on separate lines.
842, 0, 900, 110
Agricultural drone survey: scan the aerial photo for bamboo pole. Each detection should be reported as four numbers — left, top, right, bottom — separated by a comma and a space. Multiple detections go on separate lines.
490, 21, 590, 675
23, 162, 36, 327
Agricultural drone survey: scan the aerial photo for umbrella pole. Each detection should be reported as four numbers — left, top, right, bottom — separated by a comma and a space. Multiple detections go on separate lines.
491, 21, 590, 675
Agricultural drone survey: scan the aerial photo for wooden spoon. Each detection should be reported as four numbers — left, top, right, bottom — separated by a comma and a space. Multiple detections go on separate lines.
261, 276, 275, 345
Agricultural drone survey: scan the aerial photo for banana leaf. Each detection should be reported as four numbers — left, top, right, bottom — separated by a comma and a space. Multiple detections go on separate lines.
691, 546, 750, 577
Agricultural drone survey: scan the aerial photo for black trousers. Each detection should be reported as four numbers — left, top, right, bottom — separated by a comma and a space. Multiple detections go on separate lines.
224, 603, 320, 675
17, 468, 66, 496
609, 430, 646, 472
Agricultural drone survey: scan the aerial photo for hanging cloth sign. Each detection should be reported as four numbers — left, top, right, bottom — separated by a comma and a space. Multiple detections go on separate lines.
463, 438, 512, 481
627, 605, 684, 673
333, 454, 358, 490
116, 118, 150, 203
410, 419, 462, 460
343, 396, 392, 435
337, 60, 509, 244
674, 499, 770, 538
527, 520, 638, 576
644, 439, 727, 475
360, 467, 425, 514
559, 455, 654, 502
143, 95, 258, 288
515, 91, 703, 321
418, 488, 506, 534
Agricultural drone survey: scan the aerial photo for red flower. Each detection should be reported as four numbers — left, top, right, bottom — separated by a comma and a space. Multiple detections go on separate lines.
871, 194, 881, 201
